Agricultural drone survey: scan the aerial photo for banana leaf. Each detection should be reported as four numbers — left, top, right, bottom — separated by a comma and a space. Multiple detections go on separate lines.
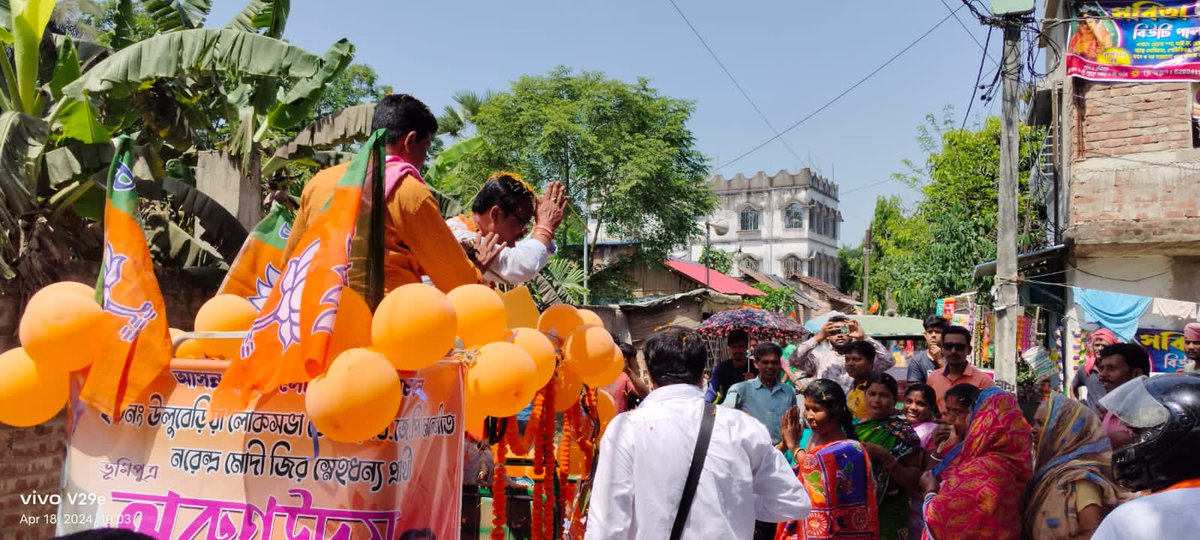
227, 0, 289, 39
139, 0, 211, 32
63, 28, 335, 101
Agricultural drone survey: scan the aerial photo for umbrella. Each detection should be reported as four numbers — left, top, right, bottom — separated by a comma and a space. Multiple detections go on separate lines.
698, 308, 808, 342
803, 313, 926, 339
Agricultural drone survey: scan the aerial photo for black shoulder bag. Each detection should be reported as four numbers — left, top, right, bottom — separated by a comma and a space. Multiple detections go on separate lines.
669, 401, 717, 540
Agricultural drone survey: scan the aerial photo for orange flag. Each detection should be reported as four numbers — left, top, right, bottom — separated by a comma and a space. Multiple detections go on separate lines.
210, 130, 386, 414
216, 202, 292, 310
80, 136, 174, 418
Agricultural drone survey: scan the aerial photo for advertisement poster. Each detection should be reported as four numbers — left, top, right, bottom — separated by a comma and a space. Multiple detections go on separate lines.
1137, 328, 1191, 372
57, 359, 463, 539
1068, 1, 1200, 82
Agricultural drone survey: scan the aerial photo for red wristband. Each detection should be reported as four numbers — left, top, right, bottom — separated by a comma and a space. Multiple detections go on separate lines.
533, 225, 554, 238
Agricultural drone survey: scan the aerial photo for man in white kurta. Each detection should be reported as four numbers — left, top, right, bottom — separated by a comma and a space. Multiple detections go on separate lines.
446, 175, 566, 285
585, 327, 810, 540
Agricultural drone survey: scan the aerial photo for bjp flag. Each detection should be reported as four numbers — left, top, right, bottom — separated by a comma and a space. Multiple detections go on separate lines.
79, 136, 174, 419
216, 202, 293, 310
210, 130, 387, 414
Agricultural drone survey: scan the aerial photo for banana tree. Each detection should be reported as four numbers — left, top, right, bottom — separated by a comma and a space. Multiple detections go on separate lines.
0, 0, 350, 292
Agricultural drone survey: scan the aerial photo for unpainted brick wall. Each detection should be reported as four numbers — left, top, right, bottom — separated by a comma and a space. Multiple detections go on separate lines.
1074, 81, 1194, 159
0, 413, 66, 539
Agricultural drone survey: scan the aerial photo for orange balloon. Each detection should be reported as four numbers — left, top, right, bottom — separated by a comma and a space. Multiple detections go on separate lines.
509, 328, 557, 393
538, 304, 584, 346
466, 342, 538, 418
328, 288, 373, 359
306, 348, 402, 443
447, 284, 510, 347
595, 389, 617, 436
175, 339, 205, 359
502, 286, 541, 330
563, 325, 616, 379
582, 346, 625, 387
0, 348, 69, 427
578, 309, 605, 328
553, 369, 584, 412
194, 294, 258, 360
372, 284, 457, 371
19, 281, 102, 372
463, 399, 487, 441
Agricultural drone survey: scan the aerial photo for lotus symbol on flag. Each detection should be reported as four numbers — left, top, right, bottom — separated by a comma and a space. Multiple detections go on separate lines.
241, 240, 319, 359
101, 243, 157, 343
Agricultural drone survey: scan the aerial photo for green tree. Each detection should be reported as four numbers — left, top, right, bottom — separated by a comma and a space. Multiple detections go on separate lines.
436, 89, 491, 139
0, 0, 354, 291
455, 67, 716, 262
699, 245, 733, 275
837, 245, 863, 298
856, 112, 1044, 316
310, 63, 384, 122
751, 283, 795, 314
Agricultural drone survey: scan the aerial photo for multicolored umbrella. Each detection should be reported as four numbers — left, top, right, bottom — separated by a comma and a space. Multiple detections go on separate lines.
698, 307, 808, 342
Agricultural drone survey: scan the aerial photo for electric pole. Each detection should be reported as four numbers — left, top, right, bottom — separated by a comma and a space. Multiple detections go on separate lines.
861, 223, 871, 311
991, 0, 1032, 392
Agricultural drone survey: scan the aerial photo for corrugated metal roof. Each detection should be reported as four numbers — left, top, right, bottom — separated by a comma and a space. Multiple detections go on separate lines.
665, 259, 765, 297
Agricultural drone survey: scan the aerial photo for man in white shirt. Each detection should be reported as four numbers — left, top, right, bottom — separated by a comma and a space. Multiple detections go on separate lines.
446, 174, 567, 285
585, 327, 810, 540
1093, 373, 1200, 539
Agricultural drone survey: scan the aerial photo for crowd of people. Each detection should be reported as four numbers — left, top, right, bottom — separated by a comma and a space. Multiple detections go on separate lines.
276, 91, 1200, 540
585, 317, 1200, 540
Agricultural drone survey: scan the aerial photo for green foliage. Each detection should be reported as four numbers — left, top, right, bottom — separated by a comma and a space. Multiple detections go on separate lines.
531, 256, 588, 307
74, 0, 166, 48
309, 63, 382, 122
454, 67, 716, 262
751, 283, 795, 314
837, 245, 863, 298
859, 112, 1044, 316
139, 0, 210, 32
699, 245, 733, 275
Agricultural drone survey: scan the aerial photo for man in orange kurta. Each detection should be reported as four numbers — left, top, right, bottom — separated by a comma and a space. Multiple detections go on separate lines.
285, 94, 481, 293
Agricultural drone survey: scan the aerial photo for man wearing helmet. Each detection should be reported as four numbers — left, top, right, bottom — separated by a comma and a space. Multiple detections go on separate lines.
1093, 373, 1200, 539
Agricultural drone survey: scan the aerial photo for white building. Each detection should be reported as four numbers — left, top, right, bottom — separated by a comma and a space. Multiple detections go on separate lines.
686, 169, 842, 287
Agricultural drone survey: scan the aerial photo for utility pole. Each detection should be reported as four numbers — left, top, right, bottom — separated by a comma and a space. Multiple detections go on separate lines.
861, 223, 871, 309
992, 1, 1031, 392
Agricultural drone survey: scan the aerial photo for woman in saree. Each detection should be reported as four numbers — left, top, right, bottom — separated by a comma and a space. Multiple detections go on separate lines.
1023, 393, 1122, 539
857, 373, 923, 540
902, 384, 939, 452
778, 379, 878, 540
918, 384, 1033, 540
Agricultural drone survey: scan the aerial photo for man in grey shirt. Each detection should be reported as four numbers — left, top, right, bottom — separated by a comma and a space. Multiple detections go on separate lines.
907, 315, 947, 384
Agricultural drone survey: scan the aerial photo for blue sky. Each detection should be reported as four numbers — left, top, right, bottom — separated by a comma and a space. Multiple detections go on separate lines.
209, 0, 1006, 246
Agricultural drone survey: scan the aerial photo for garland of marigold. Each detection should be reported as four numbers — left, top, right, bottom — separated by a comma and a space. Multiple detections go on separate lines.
558, 403, 575, 515
543, 377, 559, 540
490, 434, 508, 540
505, 384, 548, 457
564, 387, 602, 537
531, 372, 557, 539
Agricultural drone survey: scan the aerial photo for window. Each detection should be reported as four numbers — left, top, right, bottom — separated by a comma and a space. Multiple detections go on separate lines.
783, 255, 802, 277
739, 255, 760, 272
785, 203, 805, 229
739, 207, 760, 231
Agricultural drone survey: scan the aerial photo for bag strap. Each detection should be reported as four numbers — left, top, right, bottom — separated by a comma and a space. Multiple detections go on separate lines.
670, 401, 717, 540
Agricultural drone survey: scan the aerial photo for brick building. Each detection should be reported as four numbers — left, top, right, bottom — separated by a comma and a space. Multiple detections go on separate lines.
1028, 0, 1200, 302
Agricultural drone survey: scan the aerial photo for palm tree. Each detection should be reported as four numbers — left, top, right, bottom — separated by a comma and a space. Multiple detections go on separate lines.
437, 89, 492, 139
